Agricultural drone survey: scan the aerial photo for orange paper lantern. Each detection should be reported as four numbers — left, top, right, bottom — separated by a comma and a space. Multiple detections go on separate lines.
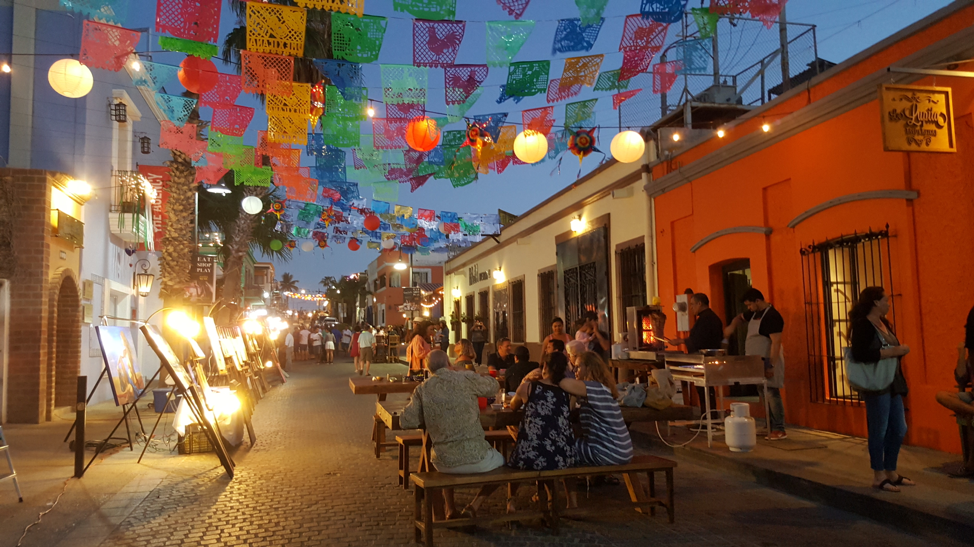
364, 214, 381, 231
178, 57, 218, 94
405, 117, 441, 152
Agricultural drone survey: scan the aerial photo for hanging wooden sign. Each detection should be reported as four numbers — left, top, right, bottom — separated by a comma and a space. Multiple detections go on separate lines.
879, 84, 955, 153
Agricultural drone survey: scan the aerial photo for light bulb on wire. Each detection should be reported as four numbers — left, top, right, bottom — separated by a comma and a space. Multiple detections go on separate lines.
762, 123, 771, 133
1, 63, 10, 74
131, 59, 141, 72
716, 129, 725, 138
367, 101, 375, 117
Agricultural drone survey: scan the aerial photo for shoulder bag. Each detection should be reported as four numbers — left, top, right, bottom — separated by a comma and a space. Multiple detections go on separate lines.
844, 325, 898, 392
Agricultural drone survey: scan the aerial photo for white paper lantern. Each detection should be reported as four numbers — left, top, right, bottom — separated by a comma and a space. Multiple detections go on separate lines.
300, 241, 314, 252
610, 131, 645, 164
241, 196, 263, 215
381, 238, 396, 250
48, 59, 94, 98
513, 130, 548, 164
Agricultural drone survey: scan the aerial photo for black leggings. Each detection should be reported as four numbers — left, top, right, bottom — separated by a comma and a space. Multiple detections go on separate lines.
473, 342, 485, 364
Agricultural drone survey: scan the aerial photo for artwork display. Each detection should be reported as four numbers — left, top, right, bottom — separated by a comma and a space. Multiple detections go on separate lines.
95, 326, 146, 406
203, 317, 228, 373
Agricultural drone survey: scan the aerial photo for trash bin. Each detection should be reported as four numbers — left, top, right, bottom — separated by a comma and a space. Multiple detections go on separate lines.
153, 389, 178, 413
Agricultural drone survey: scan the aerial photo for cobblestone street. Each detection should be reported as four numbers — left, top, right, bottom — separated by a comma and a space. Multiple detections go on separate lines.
35, 356, 934, 547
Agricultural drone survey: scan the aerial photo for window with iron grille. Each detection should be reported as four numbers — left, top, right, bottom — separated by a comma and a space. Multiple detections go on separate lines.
617, 243, 646, 333
800, 227, 895, 406
465, 293, 474, 330
510, 279, 525, 343
478, 290, 490, 339
538, 270, 557, 340
564, 262, 597, 330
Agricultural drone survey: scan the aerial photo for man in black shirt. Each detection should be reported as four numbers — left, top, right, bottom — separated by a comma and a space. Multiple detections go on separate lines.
582, 310, 611, 361
725, 288, 787, 440
504, 346, 538, 393
669, 293, 723, 419
487, 337, 515, 372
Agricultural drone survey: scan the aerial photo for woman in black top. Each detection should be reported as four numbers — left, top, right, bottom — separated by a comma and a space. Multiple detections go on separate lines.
849, 286, 913, 492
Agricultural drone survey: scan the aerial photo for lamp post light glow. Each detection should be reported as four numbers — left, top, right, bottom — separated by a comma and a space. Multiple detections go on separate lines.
166, 311, 201, 339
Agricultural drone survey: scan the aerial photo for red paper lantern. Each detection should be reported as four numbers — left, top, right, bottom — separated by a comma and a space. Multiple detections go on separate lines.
405, 117, 441, 152
348, 238, 360, 251
364, 214, 381, 231
178, 57, 218, 94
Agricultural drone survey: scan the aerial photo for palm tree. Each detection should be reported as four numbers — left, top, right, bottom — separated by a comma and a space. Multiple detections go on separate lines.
159, 148, 196, 300
197, 172, 292, 307
279, 272, 299, 292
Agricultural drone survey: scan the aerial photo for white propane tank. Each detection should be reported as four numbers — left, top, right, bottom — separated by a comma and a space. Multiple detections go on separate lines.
724, 402, 756, 453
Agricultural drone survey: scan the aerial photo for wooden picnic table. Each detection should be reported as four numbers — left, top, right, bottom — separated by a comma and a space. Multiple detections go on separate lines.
349, 376, 422, 458
377, 399, 524, 431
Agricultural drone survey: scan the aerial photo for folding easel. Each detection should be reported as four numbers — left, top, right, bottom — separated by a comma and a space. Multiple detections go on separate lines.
0, 426, 23, 502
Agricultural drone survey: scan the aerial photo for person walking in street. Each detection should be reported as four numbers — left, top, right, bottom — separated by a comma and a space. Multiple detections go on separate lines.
407, 322, 432, 372
341, 326, 353, 356
668, 293, 724, 422
358, 324, 376, 376
935, 304, 974, 476
322, 328, 336, 364
309, 327, 322, 362
282, 327, 295, 371
470, 320, 487, 364
724, 288, 788, 440
351, 325, 362, 375
298, 326, 311, 361
849, 286, 913, 492
400, 350, 505, 519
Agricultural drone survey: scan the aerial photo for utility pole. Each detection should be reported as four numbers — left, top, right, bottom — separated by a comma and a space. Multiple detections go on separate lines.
779, 4, 791, 93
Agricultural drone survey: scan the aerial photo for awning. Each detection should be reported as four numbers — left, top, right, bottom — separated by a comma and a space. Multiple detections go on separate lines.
417, 283, 442, 293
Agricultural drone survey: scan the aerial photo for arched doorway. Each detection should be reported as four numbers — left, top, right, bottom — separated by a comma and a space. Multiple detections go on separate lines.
46, 272, 81, 420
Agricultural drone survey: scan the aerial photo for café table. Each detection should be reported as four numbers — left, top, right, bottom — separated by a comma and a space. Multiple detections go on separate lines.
349, 376, 422, 458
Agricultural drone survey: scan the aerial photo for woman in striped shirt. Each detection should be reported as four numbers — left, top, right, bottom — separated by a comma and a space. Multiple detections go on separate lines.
559, 351, 633, 507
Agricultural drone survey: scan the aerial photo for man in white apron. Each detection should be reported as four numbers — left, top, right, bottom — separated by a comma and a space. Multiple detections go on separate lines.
725, 288, 787, 440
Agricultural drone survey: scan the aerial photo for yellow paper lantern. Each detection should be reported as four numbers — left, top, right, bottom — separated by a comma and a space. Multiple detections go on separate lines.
48, 59, 93, 98
513, 130, 548, 164
610, 130, 645, 164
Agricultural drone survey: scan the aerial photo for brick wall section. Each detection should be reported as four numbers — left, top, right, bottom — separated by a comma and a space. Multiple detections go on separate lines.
50, 268, 81, 413
1, 169, 52, 423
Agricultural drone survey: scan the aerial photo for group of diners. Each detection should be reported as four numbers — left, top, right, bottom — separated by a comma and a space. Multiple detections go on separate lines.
400, 344, 633, 520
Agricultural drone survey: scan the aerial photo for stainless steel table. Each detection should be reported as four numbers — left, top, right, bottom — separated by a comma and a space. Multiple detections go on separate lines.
662, 352, 769, 447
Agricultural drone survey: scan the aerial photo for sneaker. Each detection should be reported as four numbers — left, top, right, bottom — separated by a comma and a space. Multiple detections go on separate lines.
765, 431, 788, 441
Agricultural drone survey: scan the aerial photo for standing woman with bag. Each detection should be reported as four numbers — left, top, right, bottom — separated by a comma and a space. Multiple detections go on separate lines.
406, 321, 432, 372
848, 286, 913, 492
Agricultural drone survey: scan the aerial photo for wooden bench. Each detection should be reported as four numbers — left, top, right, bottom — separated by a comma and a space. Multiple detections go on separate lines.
409, 454, 676, 546
397, 429, 516, 490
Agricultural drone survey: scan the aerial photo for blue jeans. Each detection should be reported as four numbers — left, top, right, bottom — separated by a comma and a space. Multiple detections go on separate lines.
766, 387, 785, 432
864, 393, 907, 471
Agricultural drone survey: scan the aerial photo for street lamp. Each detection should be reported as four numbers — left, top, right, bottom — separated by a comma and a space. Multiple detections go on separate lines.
133, 259, 154, 297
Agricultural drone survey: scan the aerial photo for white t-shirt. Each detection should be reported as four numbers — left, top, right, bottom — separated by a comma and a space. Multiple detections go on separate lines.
310, 332, 322, 346
285, 333, 295, 348
299, 329, 310, 345
342, 329, 352, 343
358, 331, 375, 348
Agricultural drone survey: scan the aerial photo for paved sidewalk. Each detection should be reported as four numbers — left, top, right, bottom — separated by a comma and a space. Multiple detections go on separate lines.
1, 357, 957, 546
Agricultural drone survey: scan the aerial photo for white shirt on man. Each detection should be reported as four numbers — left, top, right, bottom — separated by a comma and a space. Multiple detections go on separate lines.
285, 332, 295, 348
358, 330, 375, 348
310, 332, 322, 347
342, 329, 352, 344
299, 329, 310, 345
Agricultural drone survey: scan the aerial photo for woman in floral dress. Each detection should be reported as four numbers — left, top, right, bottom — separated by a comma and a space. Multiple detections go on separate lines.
506, 352, 575, 512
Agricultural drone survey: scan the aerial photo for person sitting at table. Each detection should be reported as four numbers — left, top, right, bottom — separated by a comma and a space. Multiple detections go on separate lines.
506, 352, 576, 513
936, 304, 974, 476
406, 321, 432, 372
565, 340, 587, 377
542, 316, 573, 348
487, 337, 515, 373
453, 339, 477, 370
400, 350, 505, 520
559, 351, 633, 508
545, 338, 566, 356
504, 346, 538, 393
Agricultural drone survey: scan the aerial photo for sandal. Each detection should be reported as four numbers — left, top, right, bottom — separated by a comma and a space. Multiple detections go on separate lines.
891, 475, 915, 486
873, 479, 900, 492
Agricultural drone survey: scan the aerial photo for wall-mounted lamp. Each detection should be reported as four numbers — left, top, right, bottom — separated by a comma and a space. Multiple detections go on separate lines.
451, 287, 462, 298
110, 102, 127, 122
134, 259, 154, 297
570, 216, 584, 233
492, 269, 504, 283
139, 136, 151, 154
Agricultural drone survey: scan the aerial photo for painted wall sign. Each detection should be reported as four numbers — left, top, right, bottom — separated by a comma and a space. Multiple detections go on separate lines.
879, 84, 955, 153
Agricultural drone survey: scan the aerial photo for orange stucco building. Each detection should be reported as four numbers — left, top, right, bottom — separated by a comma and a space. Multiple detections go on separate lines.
648, 2, 974, 454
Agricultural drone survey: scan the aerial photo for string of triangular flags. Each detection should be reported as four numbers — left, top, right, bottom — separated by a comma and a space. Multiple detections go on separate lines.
68, 0, 787, 252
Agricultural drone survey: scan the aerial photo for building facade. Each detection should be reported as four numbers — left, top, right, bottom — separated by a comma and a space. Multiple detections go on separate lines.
368, 250, 445, 328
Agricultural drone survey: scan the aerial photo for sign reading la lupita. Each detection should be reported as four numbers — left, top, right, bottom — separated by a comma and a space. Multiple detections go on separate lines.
880, 84, 955, 153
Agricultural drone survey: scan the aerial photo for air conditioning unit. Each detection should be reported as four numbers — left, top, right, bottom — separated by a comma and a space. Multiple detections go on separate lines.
693, 84, 742, 105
